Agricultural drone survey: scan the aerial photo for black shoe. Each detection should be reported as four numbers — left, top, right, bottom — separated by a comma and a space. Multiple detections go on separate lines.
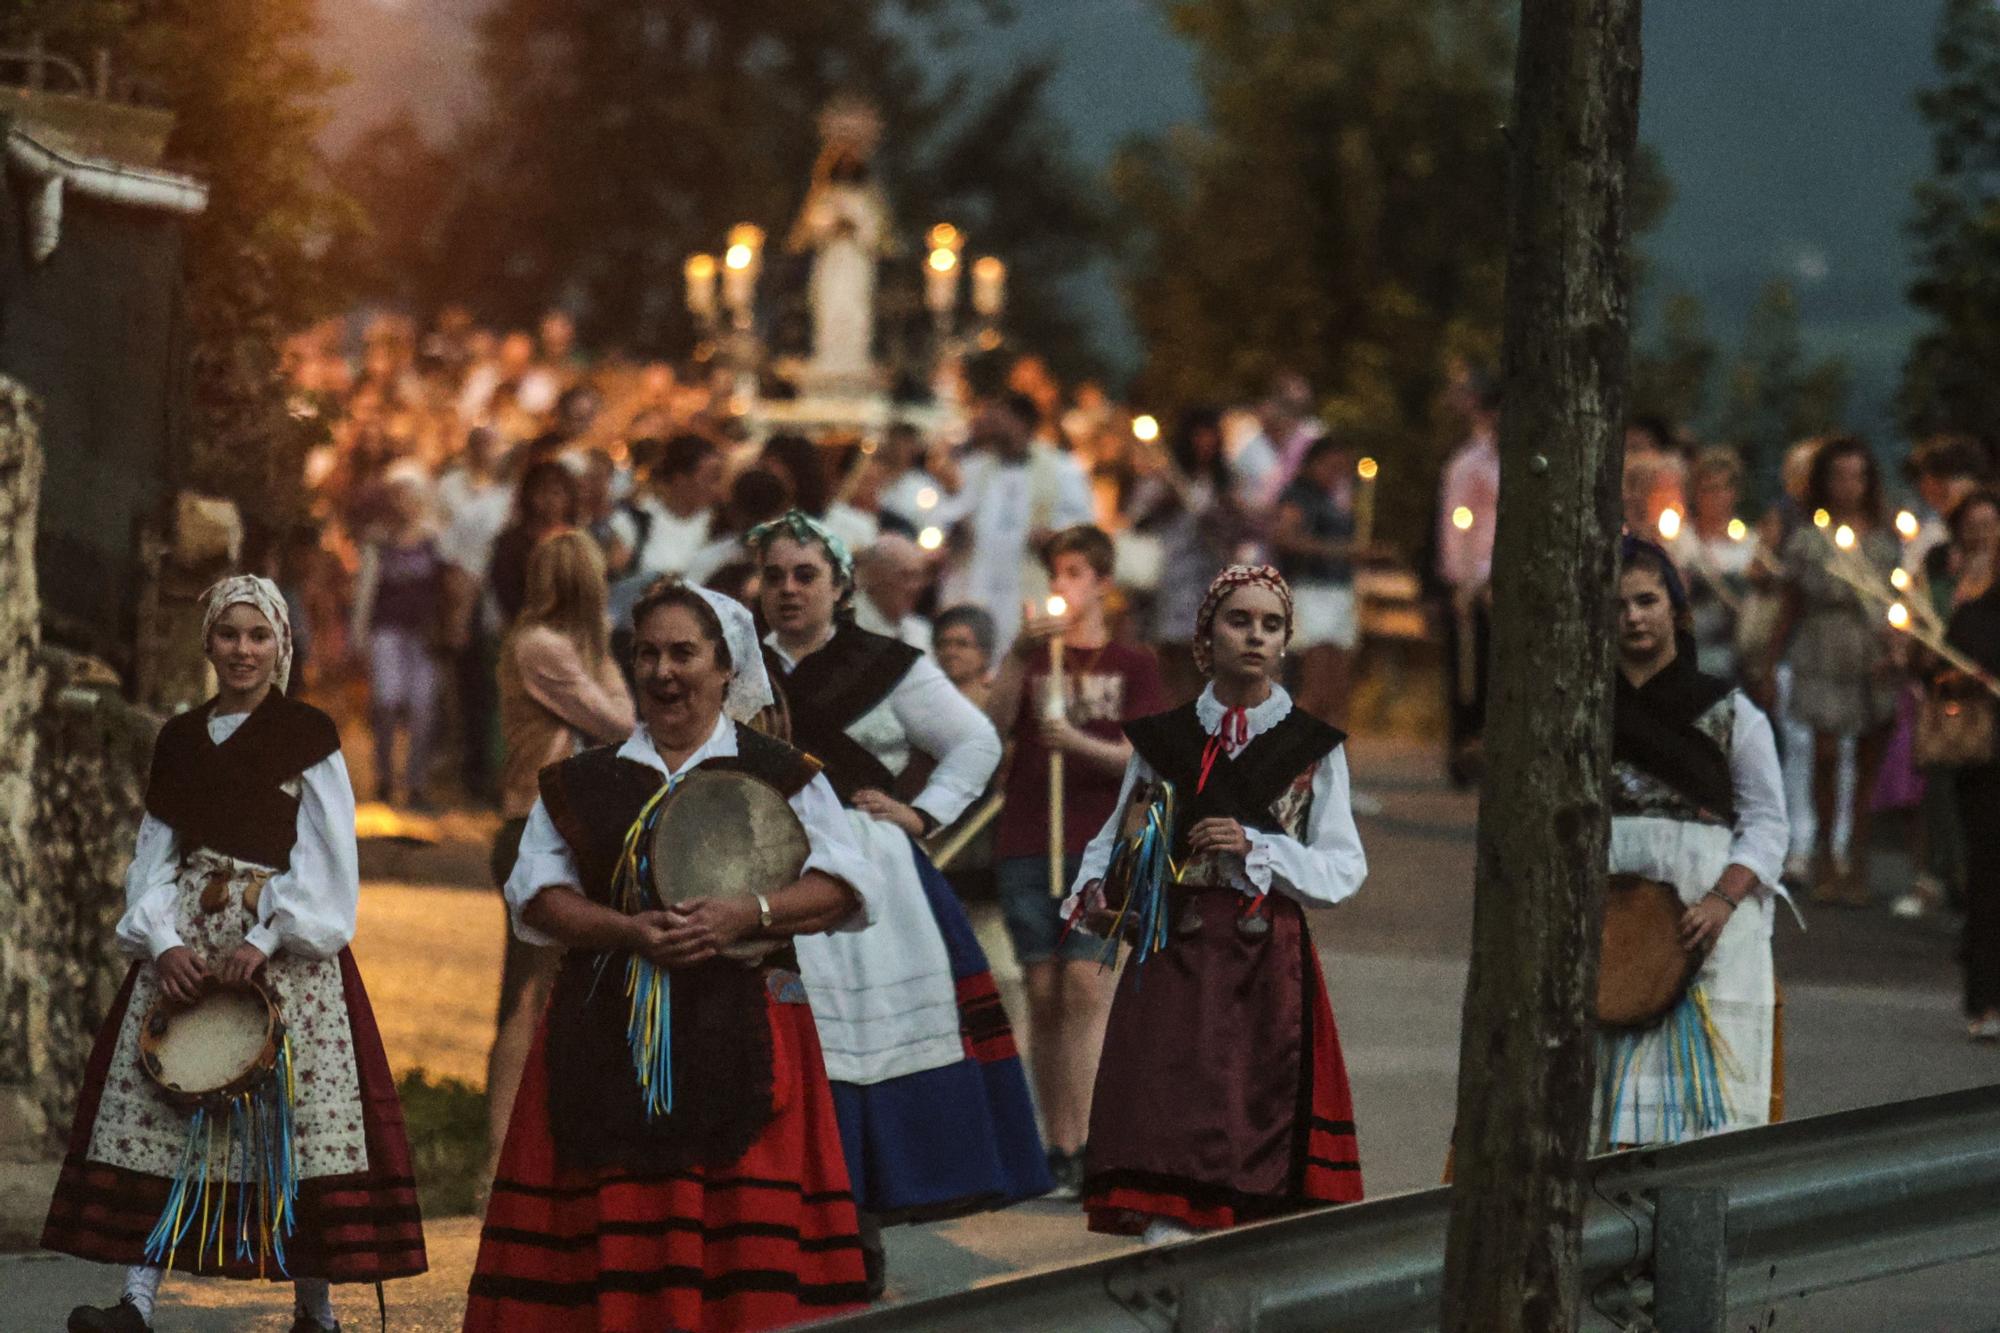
67, 1299, 150, 1333
861, 1241, 887, 1302
289, 1317, 341, 1333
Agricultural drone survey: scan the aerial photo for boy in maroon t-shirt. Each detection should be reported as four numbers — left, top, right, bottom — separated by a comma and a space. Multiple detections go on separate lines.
988, 526, 1165, 1196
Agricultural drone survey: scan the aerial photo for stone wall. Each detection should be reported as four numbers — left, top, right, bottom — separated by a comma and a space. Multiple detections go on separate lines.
0, 378, 156, 1244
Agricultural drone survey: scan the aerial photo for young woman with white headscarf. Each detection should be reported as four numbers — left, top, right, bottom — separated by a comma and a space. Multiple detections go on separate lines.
46, 576, 426, 1333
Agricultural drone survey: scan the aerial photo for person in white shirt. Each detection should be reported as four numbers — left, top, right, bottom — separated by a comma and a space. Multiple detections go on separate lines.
852, 534, 934, 650
1436, 377, 1502, 786
605, 433, 724, 631
934, 392, 1095, 653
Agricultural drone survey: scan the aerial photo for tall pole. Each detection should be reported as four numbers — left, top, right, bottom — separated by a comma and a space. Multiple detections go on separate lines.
1439, 1, 1642, 1330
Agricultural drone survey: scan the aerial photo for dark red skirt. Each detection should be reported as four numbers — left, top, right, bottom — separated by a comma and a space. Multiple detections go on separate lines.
41, 951, 428, 1282
464, 992, 869, 1333
1084, 891, 1363, 1234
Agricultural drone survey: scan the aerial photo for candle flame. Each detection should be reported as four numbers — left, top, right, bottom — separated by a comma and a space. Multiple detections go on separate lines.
684, 253, 716, 282
1813, 508, 1831, 529
917, 526, 944, 551
928, 247, 958, 274
927, 222, 961, 252
1891, 568, 1911, 591
1727, 518, 1748, 542
1834, 524, 1856, 550
915, 486, 939, 510
1451, 506, 1475, 531
1896, 509, 1920, 539
1132, 414, 1160, 443
1657, 507, 1683, 540
724, 243, 755, 271
1356, 456, 1379, 480
1888, 602, 1911, 630
1046, 595, 1069, 618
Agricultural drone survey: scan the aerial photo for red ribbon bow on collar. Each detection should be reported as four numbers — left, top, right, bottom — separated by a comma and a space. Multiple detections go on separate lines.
1196, 706, 1250, 793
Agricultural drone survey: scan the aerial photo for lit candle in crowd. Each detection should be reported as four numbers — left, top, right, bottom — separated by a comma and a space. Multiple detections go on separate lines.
925, 247, 960, 314
683, 253, 717, 322
915, 486, 939, 511
1132, 414, 1161, 444
1657, 506, 1682, 541
1891, 568, 1911, 592
917, 525, 944, 551
1896, 509, 1921, 540
1888, 602, 1911, 631
1727, 518, 1748, 542
1451, 506, 1475, 531
972, 256, 1007, 320
722, 225, 763, 314
1355, 456, 1379, 549
1813, 508, 1831, 529
1834, 524, 1856, 551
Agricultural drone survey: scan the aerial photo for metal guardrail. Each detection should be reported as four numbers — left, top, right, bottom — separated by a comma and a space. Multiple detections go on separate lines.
817, 1083, 2000, 1332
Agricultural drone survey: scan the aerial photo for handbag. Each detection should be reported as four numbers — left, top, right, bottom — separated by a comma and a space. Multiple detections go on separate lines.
1915, 676, 1997, 768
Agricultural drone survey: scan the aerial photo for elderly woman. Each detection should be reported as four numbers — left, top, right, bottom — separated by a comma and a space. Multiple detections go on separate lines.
466, 580, 876, 1332
750, 511, 1050, 1295
1065, 565, 1368, 1242
47, 576, 425, 1333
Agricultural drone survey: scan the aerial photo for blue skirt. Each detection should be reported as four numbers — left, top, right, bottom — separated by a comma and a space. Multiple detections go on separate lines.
829, 839, 1053, 1222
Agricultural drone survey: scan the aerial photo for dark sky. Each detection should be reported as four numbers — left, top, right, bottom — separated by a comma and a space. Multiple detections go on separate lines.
320, 0, 1940, 439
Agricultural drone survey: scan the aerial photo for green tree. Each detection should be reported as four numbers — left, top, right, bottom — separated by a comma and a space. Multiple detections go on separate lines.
336, 1, 1107, 377
1112, 0, 1514, 545
1716, 279, 1850, 505
1901, 0, 2000, 443
1628, 290, 1718, 431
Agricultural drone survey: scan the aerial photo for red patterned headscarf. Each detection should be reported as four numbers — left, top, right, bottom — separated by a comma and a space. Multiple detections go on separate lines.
1192, 564, 1295, 675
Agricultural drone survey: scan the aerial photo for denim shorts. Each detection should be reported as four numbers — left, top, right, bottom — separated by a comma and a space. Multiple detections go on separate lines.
995, 853, 1103, 966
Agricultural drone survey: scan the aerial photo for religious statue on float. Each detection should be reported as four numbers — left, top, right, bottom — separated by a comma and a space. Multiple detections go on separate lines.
789, 98, 893, 386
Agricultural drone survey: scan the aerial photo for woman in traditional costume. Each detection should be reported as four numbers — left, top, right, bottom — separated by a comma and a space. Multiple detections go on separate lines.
465, 580, 876, 1333
1599, 538, 1790, 1147
46, 576, 425, 1333
1065, 565, 1367, 1243
749, 511, 1050, 1292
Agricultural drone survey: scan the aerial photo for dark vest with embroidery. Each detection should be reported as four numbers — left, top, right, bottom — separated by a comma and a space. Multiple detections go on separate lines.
1123, 701, 1345, 861
535, 725, 823, 1173
764, 621, 923, 801
1610, 647, 1737, 827
144, 692, 342, 871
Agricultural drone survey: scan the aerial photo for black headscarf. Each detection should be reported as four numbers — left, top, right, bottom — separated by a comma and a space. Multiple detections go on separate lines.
1613, 632, 1736, 818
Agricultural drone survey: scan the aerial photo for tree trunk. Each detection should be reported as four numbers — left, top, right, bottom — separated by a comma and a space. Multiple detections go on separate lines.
1439, 2, 1643, 1330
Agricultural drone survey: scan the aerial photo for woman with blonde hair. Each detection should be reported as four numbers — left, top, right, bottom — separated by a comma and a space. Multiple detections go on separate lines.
482, 529, 635, 1185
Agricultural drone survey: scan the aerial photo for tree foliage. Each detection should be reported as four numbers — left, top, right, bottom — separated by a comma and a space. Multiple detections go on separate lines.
1901, 0, 2000, 444
1111, 0, 1514, 544
1717, 279, 1850, 504
1628, 291, 1717, 432
332, 0, 1109, 377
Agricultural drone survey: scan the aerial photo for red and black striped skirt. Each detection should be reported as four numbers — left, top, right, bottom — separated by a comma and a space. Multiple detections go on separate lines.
41, 951, 427, 1282
463, 992, 869, 1333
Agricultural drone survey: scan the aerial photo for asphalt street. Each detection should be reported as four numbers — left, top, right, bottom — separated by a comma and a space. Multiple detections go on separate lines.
7, 738, 1997, 1330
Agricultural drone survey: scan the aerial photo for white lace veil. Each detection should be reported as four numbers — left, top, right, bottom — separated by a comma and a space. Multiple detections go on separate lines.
689, 585, 774, 723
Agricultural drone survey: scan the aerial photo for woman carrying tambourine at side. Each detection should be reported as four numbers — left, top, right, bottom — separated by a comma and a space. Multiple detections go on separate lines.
466, 580, 880, 1333
1597, 538, 1791, 1150
45, 576, 425, 1333
1061, 565, 1370, 1245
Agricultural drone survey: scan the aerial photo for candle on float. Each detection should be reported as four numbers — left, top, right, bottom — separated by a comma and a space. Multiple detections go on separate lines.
971, 256, 1007, 319
684, 253, 718, 322
722, 242, 758, 313
1354, 457, 1379, 550
925, 247, 960, 314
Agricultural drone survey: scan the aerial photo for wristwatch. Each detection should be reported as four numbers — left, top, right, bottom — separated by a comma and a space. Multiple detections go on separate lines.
754, 892, 774, 933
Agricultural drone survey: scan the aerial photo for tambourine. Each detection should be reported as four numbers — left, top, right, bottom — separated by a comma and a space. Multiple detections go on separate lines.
138, 976, 287, 1115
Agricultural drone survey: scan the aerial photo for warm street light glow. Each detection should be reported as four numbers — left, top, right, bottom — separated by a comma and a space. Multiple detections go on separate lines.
1896, 509, 1921, 539
1813, 508, 1831, 529
928, 247, 959, 273
1132, 414, 1161, 443
725, 244, 755, 271
928, 222, 961, 252
1888, 602, 1911, 630
1834, 524, 1856, 550
1357, 456, 1379, 480
917, 526, 944, 551
1046, 595, 1069, 617
1891, 568, 1911, 591
1657, 507, 1682, 540
1451, 506, 1475, 531
915, 486, 939, 510
1727, 518, 1748, 542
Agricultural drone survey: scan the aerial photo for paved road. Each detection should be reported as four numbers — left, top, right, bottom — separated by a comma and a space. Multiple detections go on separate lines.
9, 738, 1999, 1329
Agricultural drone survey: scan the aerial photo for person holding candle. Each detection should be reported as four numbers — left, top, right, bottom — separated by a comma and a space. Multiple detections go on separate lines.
1938, 504, 2000, 1037
987, 526, 1167, 1198
748, 511, 1050, 1296
1062, 564, 1368, 1241
1664, 447, 1761, 683
1435, 374, 1502, 788
1273, 435, 1364, 726
1758, 437, 1902, 906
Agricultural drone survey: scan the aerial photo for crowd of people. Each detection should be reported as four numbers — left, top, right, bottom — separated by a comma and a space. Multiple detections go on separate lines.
48, 302, 2000, 1332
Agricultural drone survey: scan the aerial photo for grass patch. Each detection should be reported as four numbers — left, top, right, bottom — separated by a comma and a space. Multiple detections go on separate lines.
395, 1068, 487, 1219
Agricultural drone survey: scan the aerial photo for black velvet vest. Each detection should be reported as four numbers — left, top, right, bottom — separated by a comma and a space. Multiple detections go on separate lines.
1123, 700, 1345, 859
535, 725, 822, 1173
1611, 642, 1737, 821
764, 621, 923, 801
143, 692, 342, 871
